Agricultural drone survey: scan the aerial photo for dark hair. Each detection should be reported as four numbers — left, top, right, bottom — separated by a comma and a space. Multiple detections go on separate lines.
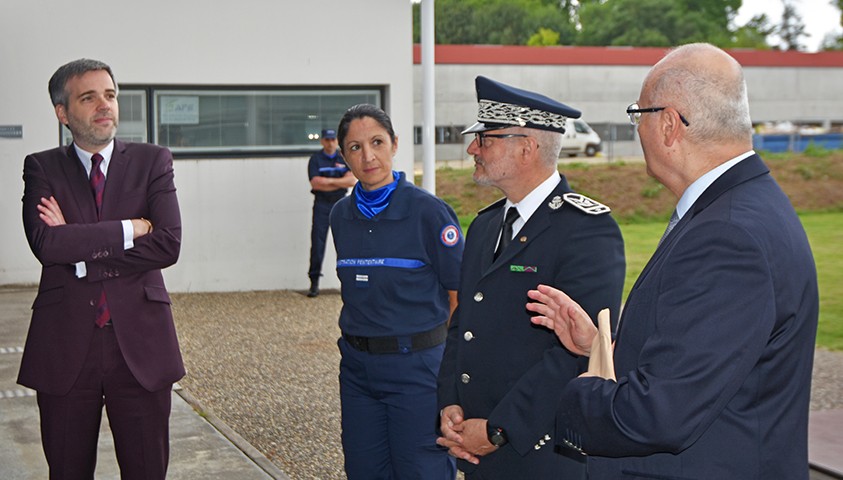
48, 58, 117, 107
337, 104, 396, 152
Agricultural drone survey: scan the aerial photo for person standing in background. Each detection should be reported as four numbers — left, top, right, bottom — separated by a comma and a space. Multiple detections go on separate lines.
306, 128, 356, 297
20, 58, 183, 479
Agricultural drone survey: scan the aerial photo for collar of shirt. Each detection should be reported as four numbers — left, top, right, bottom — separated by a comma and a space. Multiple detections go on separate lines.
675, 150, 755, 220
74, 141, 116, 178
504, 171, 561, 236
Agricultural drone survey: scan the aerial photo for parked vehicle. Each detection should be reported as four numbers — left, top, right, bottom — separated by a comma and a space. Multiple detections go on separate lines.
560, 118, 601, 157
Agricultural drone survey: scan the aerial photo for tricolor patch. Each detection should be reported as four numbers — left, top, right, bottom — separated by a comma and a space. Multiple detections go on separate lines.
440, 224, 461, 247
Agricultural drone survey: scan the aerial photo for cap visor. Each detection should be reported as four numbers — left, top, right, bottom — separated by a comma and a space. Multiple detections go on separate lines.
461, 122, 511, 135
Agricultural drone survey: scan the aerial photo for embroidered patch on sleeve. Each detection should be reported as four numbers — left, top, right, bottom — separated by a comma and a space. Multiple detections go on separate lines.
440, 224, 461, 247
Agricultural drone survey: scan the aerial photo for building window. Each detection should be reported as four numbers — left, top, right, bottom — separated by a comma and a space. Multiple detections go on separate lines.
61, 87, 382, 157
414, 125, 466, 145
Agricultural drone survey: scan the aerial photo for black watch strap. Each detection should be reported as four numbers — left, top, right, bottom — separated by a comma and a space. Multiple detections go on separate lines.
487, 424, 508, 447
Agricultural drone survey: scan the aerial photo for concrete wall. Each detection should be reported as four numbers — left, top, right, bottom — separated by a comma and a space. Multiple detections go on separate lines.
0, 0, 413, 292
743, 67, 843, 122
412, 63, 650, 162
413, 57, 843, 162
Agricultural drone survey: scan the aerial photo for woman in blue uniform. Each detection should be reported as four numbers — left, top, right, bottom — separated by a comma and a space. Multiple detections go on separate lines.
330, 104, 463, 479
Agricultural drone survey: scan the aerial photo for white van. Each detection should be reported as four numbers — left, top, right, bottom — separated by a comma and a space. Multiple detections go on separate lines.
560, 118, 602, 157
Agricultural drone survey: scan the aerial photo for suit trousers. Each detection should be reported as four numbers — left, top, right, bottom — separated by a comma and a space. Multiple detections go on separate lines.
36, 325, 172, 480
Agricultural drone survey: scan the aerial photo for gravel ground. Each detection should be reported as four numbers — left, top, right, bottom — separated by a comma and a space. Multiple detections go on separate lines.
171, 289, 843, 480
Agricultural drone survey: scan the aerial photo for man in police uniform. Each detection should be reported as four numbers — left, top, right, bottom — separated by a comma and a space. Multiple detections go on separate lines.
437, 76, 626, 479
306, 128, 356, 297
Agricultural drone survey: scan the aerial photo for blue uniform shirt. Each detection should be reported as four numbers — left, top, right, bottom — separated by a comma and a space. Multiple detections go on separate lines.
308, 150, 350, 202
330, 172, 464, 337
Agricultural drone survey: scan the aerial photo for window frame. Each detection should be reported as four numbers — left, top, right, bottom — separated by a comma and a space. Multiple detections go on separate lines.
61, 84, 385, 158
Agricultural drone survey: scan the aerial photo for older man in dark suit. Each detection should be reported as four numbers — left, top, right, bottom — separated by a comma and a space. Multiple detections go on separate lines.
19, 58, 183, 479
436, 76, 626, 479
528, 43, 819, 479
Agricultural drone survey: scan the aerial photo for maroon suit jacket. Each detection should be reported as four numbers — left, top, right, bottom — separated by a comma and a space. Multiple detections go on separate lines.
19, 139, 184, 395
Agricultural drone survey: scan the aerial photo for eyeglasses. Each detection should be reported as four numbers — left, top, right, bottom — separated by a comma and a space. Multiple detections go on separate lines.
626, 103, 690, 127
475, 132, 528, 148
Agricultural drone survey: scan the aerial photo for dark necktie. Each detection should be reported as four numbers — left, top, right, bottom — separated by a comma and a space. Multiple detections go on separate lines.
90, 154, 110, 327
658, 210, 679, 247
494, 207, 520, 260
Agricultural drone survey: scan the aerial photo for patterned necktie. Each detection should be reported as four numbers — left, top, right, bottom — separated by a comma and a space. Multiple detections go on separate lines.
494, 207, 520, 260
658, 210, 680, 247
90, 154, 105, 217
90, 154, 110, 327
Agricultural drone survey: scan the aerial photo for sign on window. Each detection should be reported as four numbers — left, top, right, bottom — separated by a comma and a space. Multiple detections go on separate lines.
161, 96, 199, 125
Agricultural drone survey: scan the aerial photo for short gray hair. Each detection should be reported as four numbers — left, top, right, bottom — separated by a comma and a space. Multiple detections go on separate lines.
48, 59, 117, 107
532, 129, 564, 168
650, 43, 752, 144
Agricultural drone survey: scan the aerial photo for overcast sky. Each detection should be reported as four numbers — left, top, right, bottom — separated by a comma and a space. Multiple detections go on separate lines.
735, 0, 842, 51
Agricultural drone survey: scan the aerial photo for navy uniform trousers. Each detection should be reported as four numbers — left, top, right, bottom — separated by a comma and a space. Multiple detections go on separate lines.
309, 198, 338, 280
339, 339, 455, 480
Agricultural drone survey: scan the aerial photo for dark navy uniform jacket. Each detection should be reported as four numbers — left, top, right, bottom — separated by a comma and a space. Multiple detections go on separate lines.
438, 174, 625, 479
308, 150, 350, 203
330, 172, 464, 337
557, 155, 818, 479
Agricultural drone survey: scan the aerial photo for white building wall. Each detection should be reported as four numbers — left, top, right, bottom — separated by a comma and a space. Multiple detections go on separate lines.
0, 0, 413, 292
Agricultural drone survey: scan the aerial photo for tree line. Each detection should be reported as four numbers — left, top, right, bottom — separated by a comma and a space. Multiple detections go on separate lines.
412, 0, 843, 51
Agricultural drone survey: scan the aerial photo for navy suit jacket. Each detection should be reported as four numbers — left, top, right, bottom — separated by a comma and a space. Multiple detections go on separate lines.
438, 175, 626, 479
19, 140, 184, 395
557, 155, 819, 479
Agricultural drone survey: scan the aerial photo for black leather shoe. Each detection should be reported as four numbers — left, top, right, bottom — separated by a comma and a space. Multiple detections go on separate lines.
307, 280, 320, 298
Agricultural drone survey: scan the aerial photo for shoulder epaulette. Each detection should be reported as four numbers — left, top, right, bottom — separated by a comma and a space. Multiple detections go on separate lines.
477, 197, 506, 215
562, 193, 611, 215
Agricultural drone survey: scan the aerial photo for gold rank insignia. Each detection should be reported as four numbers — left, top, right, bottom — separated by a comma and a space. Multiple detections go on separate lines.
562, 193, 611, 215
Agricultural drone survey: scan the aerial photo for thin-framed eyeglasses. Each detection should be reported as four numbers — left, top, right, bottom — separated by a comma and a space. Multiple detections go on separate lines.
626, 103, 690, 127
475, 132, 529, 148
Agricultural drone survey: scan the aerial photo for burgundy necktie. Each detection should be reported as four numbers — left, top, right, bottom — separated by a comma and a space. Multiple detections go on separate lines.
90, 154, 110, 327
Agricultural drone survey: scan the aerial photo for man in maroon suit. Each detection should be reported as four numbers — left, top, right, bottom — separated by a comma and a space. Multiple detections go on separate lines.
19, 58, 184, 479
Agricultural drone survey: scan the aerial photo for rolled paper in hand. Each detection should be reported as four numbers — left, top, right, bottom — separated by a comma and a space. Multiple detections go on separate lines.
587, 308, 616, 381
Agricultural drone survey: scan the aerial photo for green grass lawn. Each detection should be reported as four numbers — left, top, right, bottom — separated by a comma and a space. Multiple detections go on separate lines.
800, 212, 843, 350
619, 211, 843, 350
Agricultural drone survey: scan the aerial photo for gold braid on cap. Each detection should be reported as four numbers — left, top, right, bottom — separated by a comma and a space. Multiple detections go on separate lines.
478, 99, 568, 130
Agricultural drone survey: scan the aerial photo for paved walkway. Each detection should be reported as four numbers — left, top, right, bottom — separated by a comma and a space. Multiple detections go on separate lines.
0, 287, 289, 479
810, 409, 843, 478
2, 285, 841, 478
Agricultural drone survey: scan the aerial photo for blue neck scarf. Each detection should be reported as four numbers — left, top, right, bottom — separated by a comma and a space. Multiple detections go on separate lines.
355, 171, 400, 219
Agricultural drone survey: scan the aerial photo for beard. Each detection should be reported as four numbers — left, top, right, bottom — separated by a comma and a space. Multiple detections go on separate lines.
67, 112, 118, 148
472, 158, 500, 187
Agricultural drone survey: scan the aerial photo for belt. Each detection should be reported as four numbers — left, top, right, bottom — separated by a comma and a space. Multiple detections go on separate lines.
343, 323, 447, 355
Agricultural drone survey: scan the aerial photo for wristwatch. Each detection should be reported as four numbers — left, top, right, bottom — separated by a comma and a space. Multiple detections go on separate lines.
487, 424, 508, 447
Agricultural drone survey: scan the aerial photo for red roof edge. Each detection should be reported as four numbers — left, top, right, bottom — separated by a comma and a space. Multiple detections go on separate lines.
412, 44, 843, 68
